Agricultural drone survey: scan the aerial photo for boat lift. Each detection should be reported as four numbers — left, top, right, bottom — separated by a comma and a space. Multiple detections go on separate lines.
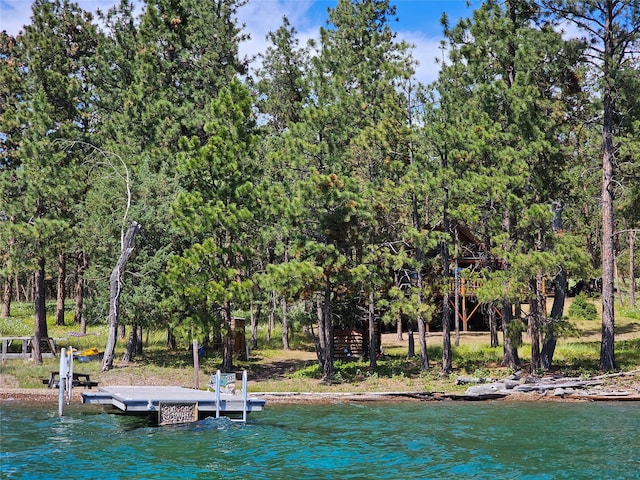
57, 347, 73, 416
211, 370, 250, 423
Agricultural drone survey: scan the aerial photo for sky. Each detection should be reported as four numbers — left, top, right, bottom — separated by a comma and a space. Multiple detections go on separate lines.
0, 0, 480, 84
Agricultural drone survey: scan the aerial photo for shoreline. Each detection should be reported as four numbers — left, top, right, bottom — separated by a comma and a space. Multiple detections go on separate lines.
3, 386, 640, 407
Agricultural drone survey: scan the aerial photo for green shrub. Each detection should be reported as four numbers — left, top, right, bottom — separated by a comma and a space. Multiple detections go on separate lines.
568, 293, 597, 321
621, 307, 640, 321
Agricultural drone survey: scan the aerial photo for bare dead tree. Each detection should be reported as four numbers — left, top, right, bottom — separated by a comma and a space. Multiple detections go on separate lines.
101, 221, 141, 372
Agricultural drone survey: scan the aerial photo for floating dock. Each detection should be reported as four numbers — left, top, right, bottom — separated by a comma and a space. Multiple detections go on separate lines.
82, 386, 266, 424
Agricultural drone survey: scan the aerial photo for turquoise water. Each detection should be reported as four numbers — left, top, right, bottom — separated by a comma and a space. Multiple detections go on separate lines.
1, 400, 639, 479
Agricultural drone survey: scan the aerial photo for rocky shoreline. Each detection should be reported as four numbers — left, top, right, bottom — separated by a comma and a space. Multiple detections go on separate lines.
3, 367, 638, 406
3, 379, 639, 407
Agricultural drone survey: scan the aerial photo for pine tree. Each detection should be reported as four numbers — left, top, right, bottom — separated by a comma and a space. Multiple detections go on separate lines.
436, 0, 589, 371
6, 0, 98, 363
541, 0, 640, 371
271, 0, 416, 378
164, 81, 261, 371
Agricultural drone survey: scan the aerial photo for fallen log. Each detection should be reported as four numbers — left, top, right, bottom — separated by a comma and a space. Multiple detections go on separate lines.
592, 369, 640, 380
455, 376, 493, 385
513, 380, 603, 392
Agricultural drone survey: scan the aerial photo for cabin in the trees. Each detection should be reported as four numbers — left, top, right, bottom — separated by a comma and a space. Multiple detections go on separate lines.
430, 221, 502, 332
331, 222, 500, 360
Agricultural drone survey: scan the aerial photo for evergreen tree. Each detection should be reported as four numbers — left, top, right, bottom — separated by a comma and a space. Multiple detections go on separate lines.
86, 0, 250, 363
164, 80, 261, 371
271, 0, 416, 378
437, 0, 588, 371
5, 0, 98, 363
541, 0, 640, 371
254, 17, 312, 350
0, 31, 25, 318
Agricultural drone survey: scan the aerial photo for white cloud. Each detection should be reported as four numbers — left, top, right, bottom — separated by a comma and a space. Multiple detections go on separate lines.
236, 0, 320, 63
1, 0, 118, 35
237, 1, 443, 85
401, 30, 445, 86
1, 0, 36, 35
1, 0, 441, 84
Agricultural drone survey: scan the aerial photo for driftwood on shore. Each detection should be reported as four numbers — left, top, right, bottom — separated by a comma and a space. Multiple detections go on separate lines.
455, 369, 640, 400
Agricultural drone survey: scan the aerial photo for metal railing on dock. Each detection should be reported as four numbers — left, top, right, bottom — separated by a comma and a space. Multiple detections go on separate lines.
212, 370, 249, 423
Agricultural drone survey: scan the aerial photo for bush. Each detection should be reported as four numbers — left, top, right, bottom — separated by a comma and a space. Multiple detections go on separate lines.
568, 293, 597, 321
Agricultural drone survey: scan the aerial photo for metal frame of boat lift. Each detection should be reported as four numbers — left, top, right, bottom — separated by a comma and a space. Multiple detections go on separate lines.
210, 369, 249, 423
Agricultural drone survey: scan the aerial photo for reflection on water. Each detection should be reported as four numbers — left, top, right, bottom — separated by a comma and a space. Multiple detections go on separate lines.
1, 400, 639, 479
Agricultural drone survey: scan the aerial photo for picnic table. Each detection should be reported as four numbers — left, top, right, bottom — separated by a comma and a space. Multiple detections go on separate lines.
1, 336, 57, 359
43, 371, 99, 389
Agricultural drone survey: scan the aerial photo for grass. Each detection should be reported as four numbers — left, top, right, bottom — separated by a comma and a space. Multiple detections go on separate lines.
1, 299, 639, 394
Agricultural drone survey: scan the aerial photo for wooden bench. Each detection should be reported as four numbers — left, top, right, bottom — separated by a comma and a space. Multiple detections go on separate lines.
43, 371, 99, 389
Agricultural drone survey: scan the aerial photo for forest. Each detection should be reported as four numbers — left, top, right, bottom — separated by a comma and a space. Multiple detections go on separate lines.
1, 0, 639, 380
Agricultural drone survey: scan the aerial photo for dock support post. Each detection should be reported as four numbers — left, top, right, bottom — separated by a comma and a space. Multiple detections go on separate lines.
242, 370, 248, 423
67, 347, 73, 404
215, 369, 221, 418
58, 348, 67, 416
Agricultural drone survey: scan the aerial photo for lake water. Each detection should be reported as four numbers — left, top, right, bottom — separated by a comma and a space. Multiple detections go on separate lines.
1, 400, 639, 479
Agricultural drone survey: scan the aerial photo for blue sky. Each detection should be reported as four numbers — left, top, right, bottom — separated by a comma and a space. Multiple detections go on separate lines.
1, 0, 479, 84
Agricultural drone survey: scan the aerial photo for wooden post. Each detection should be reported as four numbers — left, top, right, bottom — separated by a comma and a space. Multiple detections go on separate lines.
193, 339, 199, 390
462, 278, 468, 332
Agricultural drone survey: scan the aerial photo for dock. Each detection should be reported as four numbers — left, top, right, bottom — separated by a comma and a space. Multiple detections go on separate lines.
82, 373, 265, 424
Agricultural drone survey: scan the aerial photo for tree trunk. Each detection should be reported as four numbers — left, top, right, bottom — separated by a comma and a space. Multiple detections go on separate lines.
407, 329, 415, 358
74, 251, 88, 333
316, 298, 324, 371
441, 231, 452, 373
33, 258, 48, 365
137, 325, 144, 354
2, 276, 12, 318
316, 284, 334, 380
501, 300, 520, 370
368, 290, 377, 369
416, 271, 429, 371
122, 323, 138, 363
454, 261, 460, 347
56, 252, 66, 326
267, 290, 276, 345
599, 0, 616, 372
528, 274, 545, 374
442, 295, 452, 373
166, 326, 176, 350
395, 271, 403, 341
630, 230, 636, 308
615, 258, 624, 306
251, 301, 260, 350
222, 300, 234, 371
541, 266, 567, 370
489, 302, 499, 348
118, 323, 126, 340
281, 296, 289, 350
500, 205, 519, 369
102, 221, 141, 372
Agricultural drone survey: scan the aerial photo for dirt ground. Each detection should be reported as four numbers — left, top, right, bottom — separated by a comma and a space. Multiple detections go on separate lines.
2, 332, 639, 406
